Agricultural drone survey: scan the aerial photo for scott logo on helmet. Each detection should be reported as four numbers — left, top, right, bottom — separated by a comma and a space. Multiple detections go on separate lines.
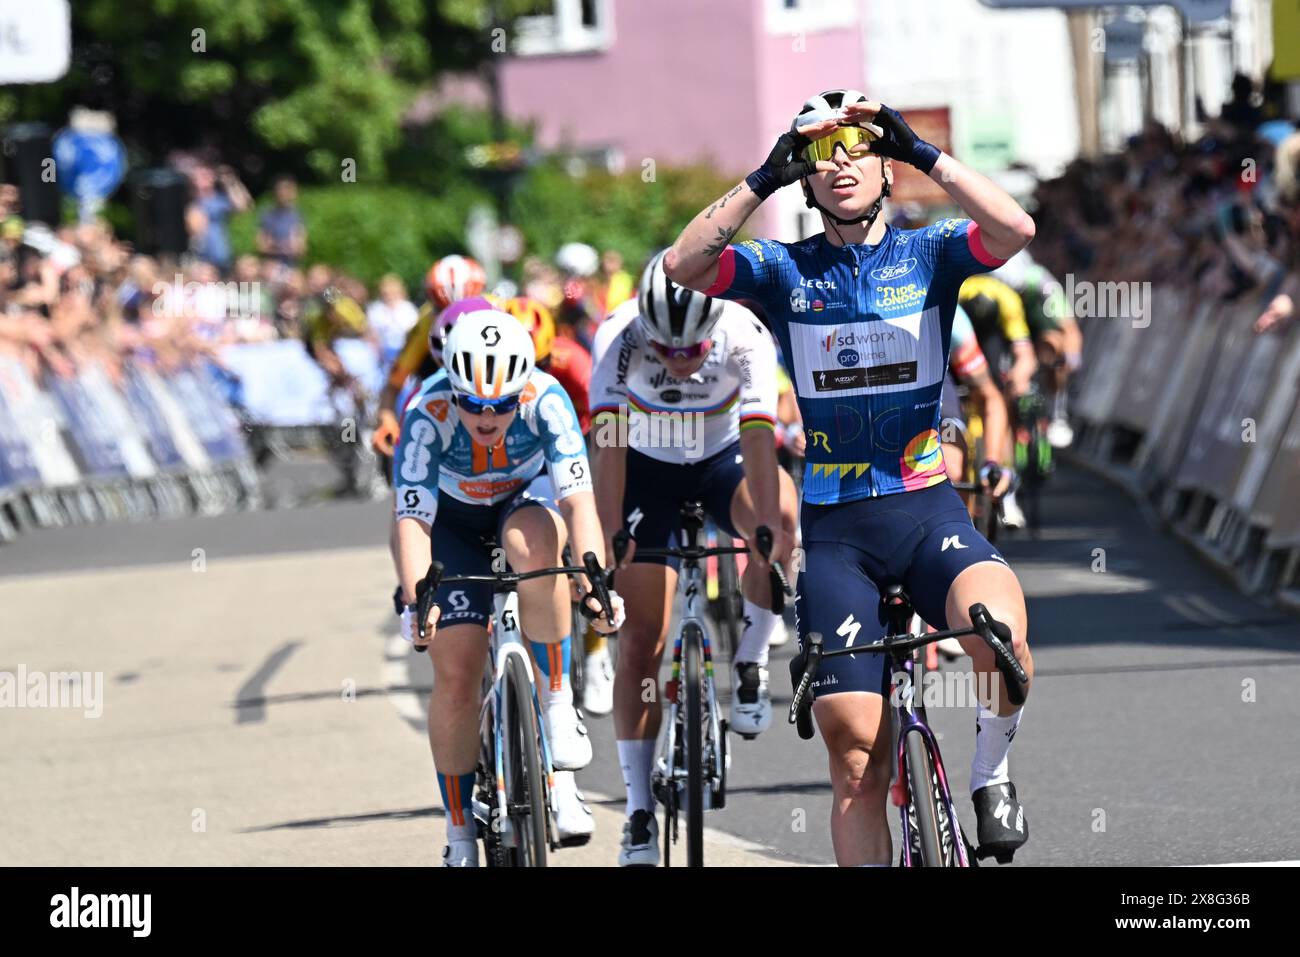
481, 325, 501, 346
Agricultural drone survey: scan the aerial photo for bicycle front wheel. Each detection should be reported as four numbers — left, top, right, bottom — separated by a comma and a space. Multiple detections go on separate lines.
904, 730, 943, 867
503, 653, 548, 867
683, 622, 706, 867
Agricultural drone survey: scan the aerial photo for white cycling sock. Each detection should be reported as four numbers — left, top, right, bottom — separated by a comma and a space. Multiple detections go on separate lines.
735, 598, 779, 667
617, 738, 656, 815
971, 703, 1023, 793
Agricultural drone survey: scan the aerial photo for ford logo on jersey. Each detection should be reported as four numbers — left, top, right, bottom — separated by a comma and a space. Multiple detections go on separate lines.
837, 348, 860, 367
869, 258, 917, 282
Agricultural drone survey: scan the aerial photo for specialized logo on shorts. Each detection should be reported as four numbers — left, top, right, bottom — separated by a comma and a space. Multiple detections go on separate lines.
837, 613, 862, 648
941, 535, 967, 551
627, 507, 644, 536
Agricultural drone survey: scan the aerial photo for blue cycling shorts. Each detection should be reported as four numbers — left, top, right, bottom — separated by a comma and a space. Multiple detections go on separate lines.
429, 474, 555, 629
621, 441, 745, 569
794, 481, 1011, 698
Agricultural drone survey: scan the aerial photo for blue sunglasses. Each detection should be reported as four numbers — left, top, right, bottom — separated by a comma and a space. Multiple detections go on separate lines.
453, 392, 521, 415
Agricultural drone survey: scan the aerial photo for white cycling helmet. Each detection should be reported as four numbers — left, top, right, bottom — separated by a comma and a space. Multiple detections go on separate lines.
555, 242, 599, 278
443, 309, 535, 399
792, 88, 871, 132
636, 250, 725, 350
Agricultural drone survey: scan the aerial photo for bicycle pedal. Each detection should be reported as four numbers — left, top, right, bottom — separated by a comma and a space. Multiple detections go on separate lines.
557, 834, 593, 849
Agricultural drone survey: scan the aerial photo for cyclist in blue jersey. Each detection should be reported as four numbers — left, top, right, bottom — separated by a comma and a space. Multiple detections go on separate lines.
665, 90, 1038, 866
393, 308, 624, 867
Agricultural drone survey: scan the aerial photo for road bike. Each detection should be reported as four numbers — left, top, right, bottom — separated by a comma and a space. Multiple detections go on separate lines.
613, 503, 791, 867
789, 585, 1028, 867
414, 550, 612, 867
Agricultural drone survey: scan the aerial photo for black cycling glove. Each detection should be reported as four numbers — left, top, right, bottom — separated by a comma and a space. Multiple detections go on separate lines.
746, 131, 818, 200
868, 105, 941, 174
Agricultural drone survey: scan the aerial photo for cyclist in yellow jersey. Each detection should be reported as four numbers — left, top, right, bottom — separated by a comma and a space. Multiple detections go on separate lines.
958, 274, 1037, 529
372, 255, 490, 456
958, 275, 1037, 399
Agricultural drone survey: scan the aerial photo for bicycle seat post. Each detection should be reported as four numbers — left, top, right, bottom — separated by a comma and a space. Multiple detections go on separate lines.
881, 584, 914, 637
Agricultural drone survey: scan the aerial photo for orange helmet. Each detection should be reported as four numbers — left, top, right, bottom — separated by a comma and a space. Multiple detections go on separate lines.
426, 255, 487, 308
501, 296, 556, 363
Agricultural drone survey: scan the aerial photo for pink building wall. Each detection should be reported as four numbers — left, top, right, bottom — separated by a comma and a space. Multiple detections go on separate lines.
499, 0, 864, 241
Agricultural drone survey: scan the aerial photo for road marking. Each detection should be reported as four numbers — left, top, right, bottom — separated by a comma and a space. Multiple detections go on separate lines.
1188, 860, 1300, 867
383, 633, 426, 724
1184, 594, 1240, 626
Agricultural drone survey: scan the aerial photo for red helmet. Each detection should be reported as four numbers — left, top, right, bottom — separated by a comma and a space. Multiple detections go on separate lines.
426, 255, 487, 308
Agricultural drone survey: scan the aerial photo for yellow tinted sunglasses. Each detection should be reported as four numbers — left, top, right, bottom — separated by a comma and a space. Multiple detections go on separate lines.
801, 125, 878, 164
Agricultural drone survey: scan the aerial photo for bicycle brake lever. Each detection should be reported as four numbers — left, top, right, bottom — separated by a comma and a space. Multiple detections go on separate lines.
788, 633, 822, 740
969, 603, 1028, 705
582, 551, 613, 625
413, 561, 445, 652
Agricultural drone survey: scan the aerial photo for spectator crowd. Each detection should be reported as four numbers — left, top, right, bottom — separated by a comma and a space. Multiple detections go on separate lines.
1027, 73, 1300, 334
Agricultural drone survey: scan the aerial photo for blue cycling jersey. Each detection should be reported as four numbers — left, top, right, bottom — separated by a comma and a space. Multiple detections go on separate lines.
706, 219, 1005, 503
392, 368, 591, 524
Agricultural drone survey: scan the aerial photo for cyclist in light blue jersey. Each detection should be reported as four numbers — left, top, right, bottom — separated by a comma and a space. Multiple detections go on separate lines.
666, 90, 1038, 866
393, 308, 623, 867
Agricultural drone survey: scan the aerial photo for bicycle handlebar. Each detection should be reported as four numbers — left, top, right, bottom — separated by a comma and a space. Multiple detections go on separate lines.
411, 555, 612, 652
787, 603, 1028, 731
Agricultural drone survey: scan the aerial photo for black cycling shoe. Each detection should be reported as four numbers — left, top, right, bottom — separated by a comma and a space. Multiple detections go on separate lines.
972, 782, 1027, 864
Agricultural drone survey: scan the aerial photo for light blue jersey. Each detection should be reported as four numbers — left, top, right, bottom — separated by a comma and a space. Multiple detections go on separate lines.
393, 368, 591, 524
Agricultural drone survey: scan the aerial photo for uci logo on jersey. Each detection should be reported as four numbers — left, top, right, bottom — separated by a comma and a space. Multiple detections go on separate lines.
869, 258, 917, 282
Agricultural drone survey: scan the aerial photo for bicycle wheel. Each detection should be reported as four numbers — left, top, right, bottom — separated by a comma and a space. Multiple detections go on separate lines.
683, 622, 706, 867
904, 730, 943, 867
503, 653, 548, 867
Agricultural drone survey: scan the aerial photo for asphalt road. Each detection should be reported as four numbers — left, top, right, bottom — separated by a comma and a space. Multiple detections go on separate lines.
2, 463, 1298, 866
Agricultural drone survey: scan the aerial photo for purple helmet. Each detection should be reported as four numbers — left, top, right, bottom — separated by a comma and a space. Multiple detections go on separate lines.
428, 295, 496, 363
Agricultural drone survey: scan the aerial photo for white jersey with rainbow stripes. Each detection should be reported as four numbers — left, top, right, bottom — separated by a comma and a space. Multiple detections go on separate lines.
590, 299, 778, 465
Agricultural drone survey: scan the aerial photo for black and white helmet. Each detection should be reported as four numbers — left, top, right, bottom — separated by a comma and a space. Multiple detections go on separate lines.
636, 250, 724, 349
792, 88, 870, 133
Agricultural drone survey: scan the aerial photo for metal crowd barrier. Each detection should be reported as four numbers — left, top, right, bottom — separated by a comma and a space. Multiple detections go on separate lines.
1067, 280, 1300, 610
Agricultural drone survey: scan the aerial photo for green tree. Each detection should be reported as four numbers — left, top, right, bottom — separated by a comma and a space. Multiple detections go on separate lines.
0, 0, 541, 183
